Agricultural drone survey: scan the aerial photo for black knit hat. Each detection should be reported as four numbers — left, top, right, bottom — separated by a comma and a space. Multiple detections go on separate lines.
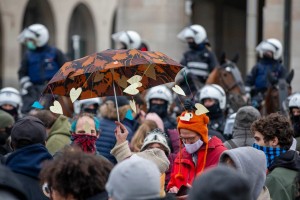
11, 116, 47, 148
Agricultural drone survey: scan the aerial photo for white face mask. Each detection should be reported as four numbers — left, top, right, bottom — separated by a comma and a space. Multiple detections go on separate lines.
184, 139, 204, 154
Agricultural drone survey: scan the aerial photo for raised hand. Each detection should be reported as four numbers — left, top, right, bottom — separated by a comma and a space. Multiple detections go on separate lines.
114, 121, 129, 145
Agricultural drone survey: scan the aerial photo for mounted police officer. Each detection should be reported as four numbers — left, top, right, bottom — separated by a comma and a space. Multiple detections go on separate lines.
245, 38, 286, 108
177, 24, 219, 87
18, 24, 66, 114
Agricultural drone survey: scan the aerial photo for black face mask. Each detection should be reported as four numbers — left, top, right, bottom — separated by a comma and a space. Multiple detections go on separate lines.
148, 103, 168, 118
188, 42, 198, 50
0, 107, 18, 121
291, 115, 300, 124
205, 102, 222, 119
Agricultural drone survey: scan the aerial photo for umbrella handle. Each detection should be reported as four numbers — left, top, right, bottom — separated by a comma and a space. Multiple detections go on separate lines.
112, 76, 120, 122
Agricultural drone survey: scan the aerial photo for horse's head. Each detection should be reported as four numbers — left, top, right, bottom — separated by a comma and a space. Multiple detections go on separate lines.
206, 53, 247, 113
265, 69, 294, 115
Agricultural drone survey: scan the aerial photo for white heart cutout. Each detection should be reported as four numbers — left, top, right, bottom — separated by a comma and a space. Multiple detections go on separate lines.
195, 103, 209, 115
123, 83, 141, 95
50, 100, 63, 115
172, 85, 186, 96
70, 87, 82, 103
127, 75, 142, 84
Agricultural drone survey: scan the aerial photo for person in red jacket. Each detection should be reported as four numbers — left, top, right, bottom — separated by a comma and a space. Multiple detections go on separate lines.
167, 99, 227, 194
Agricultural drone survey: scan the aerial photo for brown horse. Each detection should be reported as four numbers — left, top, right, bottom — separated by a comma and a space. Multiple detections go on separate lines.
206, 56, 247, 113
262, 69, 294, 116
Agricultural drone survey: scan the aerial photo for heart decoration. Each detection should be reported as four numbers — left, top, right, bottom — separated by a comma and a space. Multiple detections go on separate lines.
179, 112, 193, 121
123, 82, 141, 95
31, 101, 44, 109
127, 75, 142, 84
70, 87, 82, 103
195, 103, 209, 116
172, 85, 186, 96
50, 100, 63, 114
129, 99, 137, 113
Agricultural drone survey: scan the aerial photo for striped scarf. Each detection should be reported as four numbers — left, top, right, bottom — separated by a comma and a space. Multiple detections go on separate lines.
252, 143, 286, 167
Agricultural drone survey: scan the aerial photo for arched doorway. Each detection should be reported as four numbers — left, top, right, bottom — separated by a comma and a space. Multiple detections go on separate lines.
67, 3, 96, 60
21, 0, 55, 54
192, 0, 247, 76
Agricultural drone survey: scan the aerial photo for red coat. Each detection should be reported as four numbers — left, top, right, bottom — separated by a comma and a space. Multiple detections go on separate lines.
167, 136, 227, 190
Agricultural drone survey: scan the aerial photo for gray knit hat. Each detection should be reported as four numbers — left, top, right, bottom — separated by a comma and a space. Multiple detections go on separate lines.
105, 155, 160, 200
141, 129, 171, 155
234, 106, 261, 129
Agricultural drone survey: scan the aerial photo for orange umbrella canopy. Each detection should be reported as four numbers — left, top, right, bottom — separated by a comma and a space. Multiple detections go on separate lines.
43, 49, 183, 99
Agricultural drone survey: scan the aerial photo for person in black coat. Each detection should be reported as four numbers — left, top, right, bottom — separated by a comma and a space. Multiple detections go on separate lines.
3, 116, 52, 200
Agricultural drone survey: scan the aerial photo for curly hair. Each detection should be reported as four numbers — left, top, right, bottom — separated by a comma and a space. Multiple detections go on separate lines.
251, 113, 294, 149
40, 146, 113, 200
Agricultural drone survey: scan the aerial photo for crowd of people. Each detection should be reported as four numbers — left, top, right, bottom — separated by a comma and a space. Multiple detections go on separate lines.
0, 22, 300, 200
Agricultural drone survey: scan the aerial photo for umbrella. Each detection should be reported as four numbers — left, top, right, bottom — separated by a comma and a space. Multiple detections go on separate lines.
42, 49, 183, 120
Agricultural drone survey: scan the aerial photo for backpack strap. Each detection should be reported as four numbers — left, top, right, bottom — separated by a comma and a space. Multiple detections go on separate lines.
227, 140, 238, 149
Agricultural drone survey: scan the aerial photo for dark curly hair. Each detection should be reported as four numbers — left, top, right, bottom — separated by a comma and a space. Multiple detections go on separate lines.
40, 146, 113, 200
251, 113, 294, 150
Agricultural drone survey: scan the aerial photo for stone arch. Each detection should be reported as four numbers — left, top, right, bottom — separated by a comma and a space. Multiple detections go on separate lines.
67, 3, 96, 59
21, 0, 56, 46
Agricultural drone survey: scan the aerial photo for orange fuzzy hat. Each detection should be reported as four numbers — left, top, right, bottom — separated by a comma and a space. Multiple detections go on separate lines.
177, 111, 209, 143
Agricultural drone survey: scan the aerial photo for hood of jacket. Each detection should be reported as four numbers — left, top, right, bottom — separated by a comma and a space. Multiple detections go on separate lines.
219, 147, 267, 200
5, 144, 52, 179
268, 150, 300, 172
48, 115, 71, 138
232, 127, 253, 139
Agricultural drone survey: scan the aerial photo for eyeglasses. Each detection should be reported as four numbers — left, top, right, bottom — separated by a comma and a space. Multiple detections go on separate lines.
180, 136, 198, 144
42, 183, 52, 198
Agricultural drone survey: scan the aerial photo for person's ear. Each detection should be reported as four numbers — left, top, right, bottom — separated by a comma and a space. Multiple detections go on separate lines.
270, 137, 279, 147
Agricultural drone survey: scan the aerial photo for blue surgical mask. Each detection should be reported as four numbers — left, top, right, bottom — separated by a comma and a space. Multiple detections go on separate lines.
26, 40, 37, 50
184, 139, 203, 154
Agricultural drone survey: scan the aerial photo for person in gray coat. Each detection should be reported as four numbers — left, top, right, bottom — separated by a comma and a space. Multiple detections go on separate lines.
223, 106, 261, 149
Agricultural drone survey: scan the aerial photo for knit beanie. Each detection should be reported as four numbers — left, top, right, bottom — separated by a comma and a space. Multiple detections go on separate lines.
137, 148, 170, 173
140, 129, 171, 155
234, 106, 261, 129
105, 155, 160, 200
176, 99, 210, 179
0, 110, 15, 129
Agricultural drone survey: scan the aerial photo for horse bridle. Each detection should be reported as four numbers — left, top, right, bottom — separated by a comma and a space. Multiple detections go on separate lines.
218, 66, 242, 93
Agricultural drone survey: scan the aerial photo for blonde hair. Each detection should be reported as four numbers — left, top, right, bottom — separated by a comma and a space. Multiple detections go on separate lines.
99, 102, 130, 120
130, 120, 158, 152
